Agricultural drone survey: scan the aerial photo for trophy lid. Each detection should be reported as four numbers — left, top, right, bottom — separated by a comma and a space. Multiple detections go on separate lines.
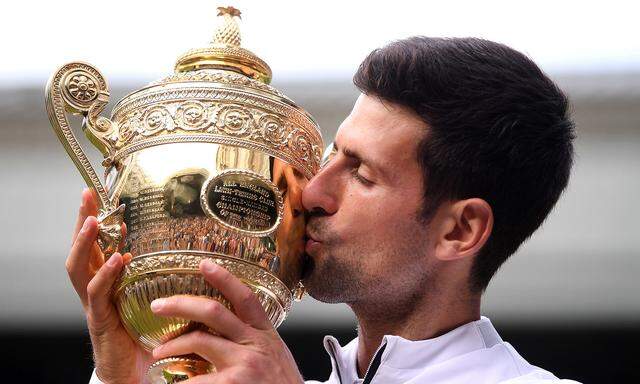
107, 6, 323, 179
174, 6, 272, 84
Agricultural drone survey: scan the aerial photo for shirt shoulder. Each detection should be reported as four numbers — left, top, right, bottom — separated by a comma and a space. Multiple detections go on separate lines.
495, 343, 581, 384
497, 370, 582, 384
88, 370, 104, 384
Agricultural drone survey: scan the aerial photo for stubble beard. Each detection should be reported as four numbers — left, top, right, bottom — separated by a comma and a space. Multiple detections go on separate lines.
302, 213, 435, 317
302, 219, 366, 304
303, 247, 364, 304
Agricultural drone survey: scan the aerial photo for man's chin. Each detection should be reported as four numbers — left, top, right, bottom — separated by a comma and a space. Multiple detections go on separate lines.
301, 270, 346, 304
301, 259, 325, 301
299, 250, 353, 303
301, 252, 314, 280
305, 286, 347, 304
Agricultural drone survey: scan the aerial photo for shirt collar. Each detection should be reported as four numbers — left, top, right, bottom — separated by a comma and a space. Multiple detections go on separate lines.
324, 316, 502, 381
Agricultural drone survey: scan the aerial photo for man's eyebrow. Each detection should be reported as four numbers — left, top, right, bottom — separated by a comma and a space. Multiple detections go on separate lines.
334, 142, 390, 179
342, 147, 363, 162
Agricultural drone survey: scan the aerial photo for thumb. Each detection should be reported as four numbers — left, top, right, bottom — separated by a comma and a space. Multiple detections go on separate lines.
86, 253, 123, 332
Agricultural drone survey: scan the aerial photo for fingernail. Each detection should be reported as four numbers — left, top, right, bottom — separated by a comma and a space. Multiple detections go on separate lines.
106, 253, 120, 266
202, 259, 218, 274
151, 298, 165, 312
81, 218, 91, 232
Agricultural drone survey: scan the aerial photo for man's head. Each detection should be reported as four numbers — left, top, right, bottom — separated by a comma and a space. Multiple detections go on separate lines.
301, 37, 574, 309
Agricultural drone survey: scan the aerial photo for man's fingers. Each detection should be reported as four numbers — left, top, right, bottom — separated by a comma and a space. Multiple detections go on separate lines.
181, 372, 249, 384
66, 216, 99, 306
122, 252, 133, 265
86, 253, 124, 321
200, 259, 271, 330
153, 330, 238, 368
151, 295, 250, 342
179, 374, 225, 384
118, 222, 127, 251
72, 189, 98, 245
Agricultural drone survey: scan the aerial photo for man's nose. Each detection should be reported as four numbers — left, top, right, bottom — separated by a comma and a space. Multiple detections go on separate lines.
301, 164, 339, 216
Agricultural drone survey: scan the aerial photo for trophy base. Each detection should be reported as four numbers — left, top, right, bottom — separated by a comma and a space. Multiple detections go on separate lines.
147, 356, 213, 383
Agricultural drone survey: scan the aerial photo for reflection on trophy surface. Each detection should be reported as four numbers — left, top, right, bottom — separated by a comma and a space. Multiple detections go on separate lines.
45, 6, 323, 383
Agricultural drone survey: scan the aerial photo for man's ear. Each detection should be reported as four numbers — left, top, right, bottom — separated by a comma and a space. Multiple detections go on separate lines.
433, 199, 493, 262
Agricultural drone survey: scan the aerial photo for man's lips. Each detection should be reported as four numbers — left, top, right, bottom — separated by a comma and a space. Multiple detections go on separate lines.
305, 238, 321, 252
305, 231, 322, 253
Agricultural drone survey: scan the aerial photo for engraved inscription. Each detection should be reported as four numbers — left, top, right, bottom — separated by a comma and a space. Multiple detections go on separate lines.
203, 173, 280, 233
124, 187, 169, 237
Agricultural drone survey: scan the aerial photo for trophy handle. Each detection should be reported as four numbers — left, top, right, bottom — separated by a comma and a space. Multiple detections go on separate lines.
45, 62, 125, 257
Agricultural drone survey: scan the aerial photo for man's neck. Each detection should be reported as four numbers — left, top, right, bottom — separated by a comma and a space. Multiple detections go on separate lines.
350, 291, 481, 378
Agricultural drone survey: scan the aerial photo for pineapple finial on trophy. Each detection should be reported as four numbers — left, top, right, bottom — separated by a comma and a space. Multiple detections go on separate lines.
213, 6, 242, 47
174, 5, 272, 83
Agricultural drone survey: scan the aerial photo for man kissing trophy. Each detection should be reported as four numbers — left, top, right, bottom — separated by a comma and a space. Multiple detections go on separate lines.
46, 6, 323, 383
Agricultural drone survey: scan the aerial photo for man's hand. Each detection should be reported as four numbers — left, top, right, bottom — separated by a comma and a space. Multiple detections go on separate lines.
150, 259, 304, 384
66, 189, 153, 384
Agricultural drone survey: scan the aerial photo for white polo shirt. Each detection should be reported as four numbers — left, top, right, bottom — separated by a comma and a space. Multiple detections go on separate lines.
89, 317, 581, 384
305, 317, 581, 384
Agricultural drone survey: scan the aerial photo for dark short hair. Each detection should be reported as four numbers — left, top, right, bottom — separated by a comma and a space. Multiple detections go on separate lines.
353, 37, 575, 292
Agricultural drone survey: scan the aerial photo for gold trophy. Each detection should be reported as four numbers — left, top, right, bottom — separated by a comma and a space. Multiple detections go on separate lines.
45, 6, 323, 383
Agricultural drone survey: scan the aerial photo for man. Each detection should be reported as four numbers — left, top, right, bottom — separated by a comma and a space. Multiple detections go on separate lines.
69, 36, 579, 383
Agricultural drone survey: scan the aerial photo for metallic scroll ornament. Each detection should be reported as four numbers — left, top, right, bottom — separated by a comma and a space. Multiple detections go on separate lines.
45, 62, 125, 258
45, 6, 322, 384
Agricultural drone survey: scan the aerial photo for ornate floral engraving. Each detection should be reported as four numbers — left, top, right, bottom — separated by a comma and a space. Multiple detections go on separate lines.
289, 129, 312, 162
175, 101, 211, 130
109, 89, 322, 177
260, 114, 289, 147
143, 106, 173, 135
111, 87, 317, 142
215, 104, 253, 137
311, 143, 323, 165
118, 111, 143, 142
66, 73, 98, 102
